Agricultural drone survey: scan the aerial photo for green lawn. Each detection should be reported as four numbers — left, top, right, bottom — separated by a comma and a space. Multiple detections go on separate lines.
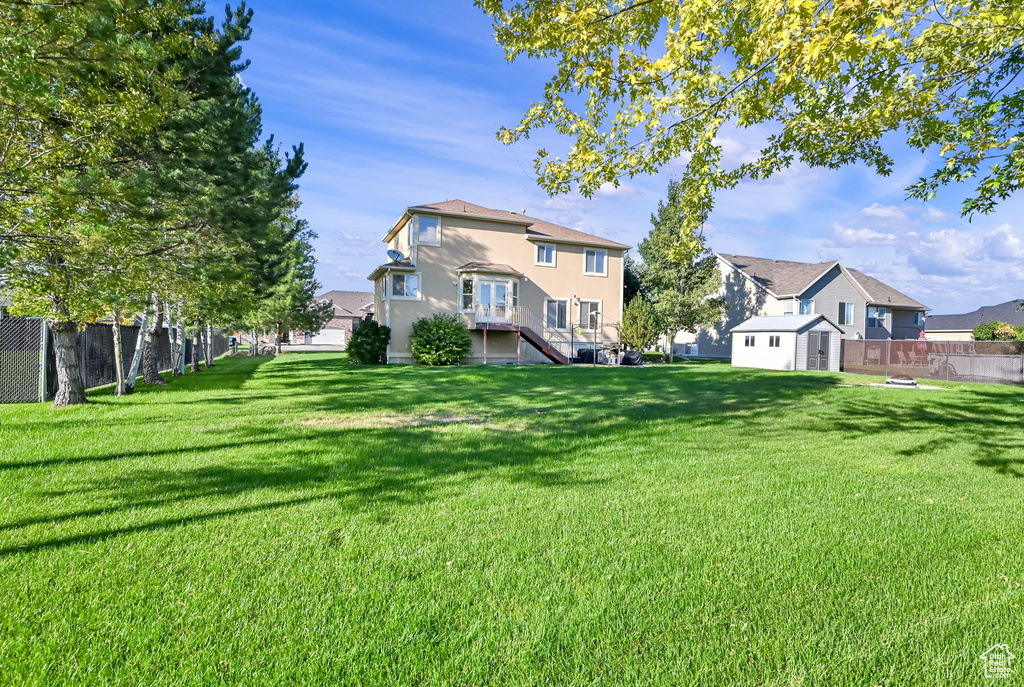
2, 354, 1023, 685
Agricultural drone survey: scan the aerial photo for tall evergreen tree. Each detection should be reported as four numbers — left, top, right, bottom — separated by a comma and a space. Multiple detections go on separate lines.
638, 180, 726, 359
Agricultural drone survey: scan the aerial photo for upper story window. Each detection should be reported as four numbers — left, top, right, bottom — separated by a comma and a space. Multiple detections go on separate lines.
416, 216, 440, 246
783, 300, 794, 315
867, 306, 886, 328
914, 312, 925, 327
800, 299, 814, 315
535, 243, 556, 266
392, 273, 420, 300
838, 302, 853, 326
584, 249, 607, 276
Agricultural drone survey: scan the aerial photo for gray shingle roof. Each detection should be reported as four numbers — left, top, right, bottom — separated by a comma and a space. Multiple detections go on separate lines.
456, 262, 522, 275
413, 200, 630, 249
718, 254, 927, 309
926, 299, 1024, 331
732, 314, 841, 333
317, 290, 374, 316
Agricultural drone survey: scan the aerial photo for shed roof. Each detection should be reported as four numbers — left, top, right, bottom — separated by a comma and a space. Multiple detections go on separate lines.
731, 314, 842, 333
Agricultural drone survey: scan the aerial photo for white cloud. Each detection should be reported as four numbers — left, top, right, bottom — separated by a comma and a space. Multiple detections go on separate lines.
981, 224, 1024, 261
901, 229, 978, 276
921, 205, 952, 223
714, 136, 760, 166
337, 231, 378, 248
825, 222, 898, 248
594, 182, 642, 198
859, 203, 910, 227
337, 267, 368, 280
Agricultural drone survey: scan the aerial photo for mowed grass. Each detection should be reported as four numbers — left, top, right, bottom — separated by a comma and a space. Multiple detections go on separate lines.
2, 354, 1023, 686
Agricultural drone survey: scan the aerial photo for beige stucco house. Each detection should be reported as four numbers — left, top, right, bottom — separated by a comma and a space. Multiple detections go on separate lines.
675, 253, 929, 359
368, 200, 629, 364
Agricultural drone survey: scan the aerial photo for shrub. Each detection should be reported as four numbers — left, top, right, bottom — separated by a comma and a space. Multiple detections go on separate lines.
994, 324, 1018, 340
973, 321, 1006, 341
410, 314, 473, 366
348, 318, 390, 364
620, 296, 661, 351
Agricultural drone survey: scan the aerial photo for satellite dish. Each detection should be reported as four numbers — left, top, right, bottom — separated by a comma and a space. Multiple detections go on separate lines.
386, 249, 405, 263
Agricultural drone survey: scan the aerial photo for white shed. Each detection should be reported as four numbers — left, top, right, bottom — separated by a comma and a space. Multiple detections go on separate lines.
731, 314, 842, 372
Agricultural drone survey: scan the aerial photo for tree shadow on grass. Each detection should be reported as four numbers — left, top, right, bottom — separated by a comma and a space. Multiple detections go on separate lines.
8, 356, 1024, 559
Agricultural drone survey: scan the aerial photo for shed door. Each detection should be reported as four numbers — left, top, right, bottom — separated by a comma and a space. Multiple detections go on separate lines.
806, 331, 829, 370
807, 332, 819, 370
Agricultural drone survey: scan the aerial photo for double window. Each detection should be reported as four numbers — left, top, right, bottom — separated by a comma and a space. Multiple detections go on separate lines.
800, 299, 814, 315
838, 302, 853, 326
768, 335, 780, 347
584, 249, 608, 276
546, 299, 568, 330
744, 335, 755, 347
867, 306, 886, 328
391, 273, 420, 299
579, 300, 601, 329
535, 243, 556, 266
416, 216, 440, 246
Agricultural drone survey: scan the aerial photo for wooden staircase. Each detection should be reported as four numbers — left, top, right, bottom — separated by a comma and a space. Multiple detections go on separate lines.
472, 306, 571, 364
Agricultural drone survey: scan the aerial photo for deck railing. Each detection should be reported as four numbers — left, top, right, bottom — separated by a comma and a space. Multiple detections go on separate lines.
472, 305, 620, 360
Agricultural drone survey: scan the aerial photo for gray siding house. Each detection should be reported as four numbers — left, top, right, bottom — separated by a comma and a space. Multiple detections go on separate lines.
676, 254, 929, 359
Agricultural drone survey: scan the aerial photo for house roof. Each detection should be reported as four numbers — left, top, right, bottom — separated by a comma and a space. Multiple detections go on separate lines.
366, 258, 416, 281
731, 314, 842, 333
925, 299, 1024, 331
718, 253, 927, 309
406, 199, 630, 249
455, 262, 522, 276
317, 290, 375, 316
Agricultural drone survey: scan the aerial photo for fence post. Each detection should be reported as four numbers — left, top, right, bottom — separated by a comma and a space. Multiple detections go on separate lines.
38, 320, 48, 403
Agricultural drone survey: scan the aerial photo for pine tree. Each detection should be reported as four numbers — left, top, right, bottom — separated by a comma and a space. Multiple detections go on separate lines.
638, 180, 726, 360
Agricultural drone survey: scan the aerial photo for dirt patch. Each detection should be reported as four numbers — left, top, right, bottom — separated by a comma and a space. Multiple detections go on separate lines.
296, 412, 530, 432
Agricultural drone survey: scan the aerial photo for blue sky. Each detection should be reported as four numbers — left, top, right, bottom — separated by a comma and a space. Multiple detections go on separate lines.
243, 1, 1024, 315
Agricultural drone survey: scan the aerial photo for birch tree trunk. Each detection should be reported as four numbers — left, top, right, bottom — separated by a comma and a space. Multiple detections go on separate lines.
176, 303, 186, 376
250, 330, 258, 356
190, 319, 202, 373
143, 295, 168, 386
203, 324, 214, 368
112, 307, 125, 396
124, 305, 151, 393
51, 320, 87, 406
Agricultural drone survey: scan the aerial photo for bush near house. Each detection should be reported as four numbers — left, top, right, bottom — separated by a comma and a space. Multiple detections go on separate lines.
410, 313, 472, 366
347, 319, 390, 364
973, 321, 1024, 341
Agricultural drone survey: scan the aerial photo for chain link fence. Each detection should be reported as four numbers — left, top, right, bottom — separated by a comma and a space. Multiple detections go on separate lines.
0, 317, 46, 403
842, 339, 1024, 386
1, 317, 231, 403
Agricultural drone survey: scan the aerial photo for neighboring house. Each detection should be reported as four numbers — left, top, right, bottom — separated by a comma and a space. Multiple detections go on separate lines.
674, 254, 929, 359
924, 299, 1024, 340
731, 314, 842, 372
295, 290, 374, 347
0, 294, 10, 318
368, 199, 629, 364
